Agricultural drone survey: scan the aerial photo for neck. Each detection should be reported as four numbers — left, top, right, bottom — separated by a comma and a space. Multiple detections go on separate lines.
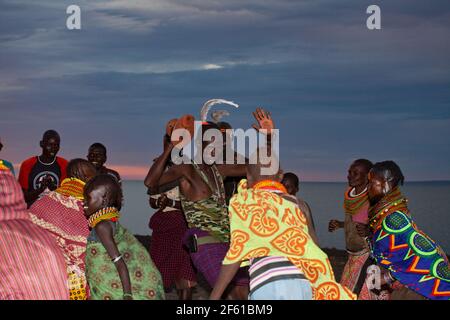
39, 154, 55, 164
353, 184, 367, 195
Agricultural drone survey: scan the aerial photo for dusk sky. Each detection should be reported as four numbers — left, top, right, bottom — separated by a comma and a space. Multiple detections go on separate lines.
1, 0, 449, 181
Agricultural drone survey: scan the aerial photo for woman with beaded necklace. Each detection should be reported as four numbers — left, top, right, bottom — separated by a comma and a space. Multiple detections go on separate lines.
29, 158, 96, 300
83, 174, 164, 300
356, 161, 450, 300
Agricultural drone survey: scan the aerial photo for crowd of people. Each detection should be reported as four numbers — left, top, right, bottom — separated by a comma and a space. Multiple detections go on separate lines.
0, 107, 449, 300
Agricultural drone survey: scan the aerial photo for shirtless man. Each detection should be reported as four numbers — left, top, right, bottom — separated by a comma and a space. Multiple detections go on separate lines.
145, 108, 274, 299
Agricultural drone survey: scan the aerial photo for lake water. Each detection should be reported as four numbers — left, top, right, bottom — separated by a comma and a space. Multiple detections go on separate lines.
121, 181, 450, 253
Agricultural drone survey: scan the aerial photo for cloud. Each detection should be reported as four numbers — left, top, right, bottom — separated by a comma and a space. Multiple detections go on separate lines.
1, 0, 450, 180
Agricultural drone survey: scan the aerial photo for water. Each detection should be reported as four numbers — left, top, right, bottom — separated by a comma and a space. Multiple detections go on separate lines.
121, 181, 450, 253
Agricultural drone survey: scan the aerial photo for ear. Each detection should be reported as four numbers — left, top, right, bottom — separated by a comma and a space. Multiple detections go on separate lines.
40, 140, 44, 148
101, 192, 108, 207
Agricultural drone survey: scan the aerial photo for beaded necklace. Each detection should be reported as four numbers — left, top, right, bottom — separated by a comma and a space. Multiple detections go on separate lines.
56, 178, 85, 200
253, 180, 287, 194
368, 187, 408, 230
343, 186, 369, 216
88, 207, 120, 228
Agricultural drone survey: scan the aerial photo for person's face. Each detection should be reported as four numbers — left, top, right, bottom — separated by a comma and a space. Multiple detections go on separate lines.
368, 172, 388, 204
41, 136, 60, 158
87, 148, 106, 169
347, 163, 368, 188
282, 179, 298, 196
83, 186, 105, 217
202, 129, 218, 159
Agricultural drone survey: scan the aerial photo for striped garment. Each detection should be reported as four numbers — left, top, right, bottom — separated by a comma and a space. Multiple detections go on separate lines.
0, 169, 69, 300
249, 256, 307, 294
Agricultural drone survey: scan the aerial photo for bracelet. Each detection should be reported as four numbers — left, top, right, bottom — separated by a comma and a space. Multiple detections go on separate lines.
111, 255, 123, 263
123, 293, 133, 298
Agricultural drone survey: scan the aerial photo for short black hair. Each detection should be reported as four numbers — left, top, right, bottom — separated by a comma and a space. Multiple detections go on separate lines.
89, 143, 107, 154
371, 160, 405, 187
84, 174, 123, 210
42, 130, 60, 141
282, 172, 299, 188
352, 159, 373, 173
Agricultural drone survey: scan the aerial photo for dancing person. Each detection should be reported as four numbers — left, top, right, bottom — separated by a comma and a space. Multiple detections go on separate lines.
29, 158, 96, 300
328, 159, 374, 296
210, 150, 356, 300
0, 167, 69, 300
18, 130, 68, 207
356, 161, 450, 300
145, 108, 275, 299
281, 172, 319, 245
87, 143, 121, 183
148, 131, 197, 300
84, 174, 164, 300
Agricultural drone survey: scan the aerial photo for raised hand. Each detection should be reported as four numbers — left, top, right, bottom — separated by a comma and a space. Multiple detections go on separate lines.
252, 107, 274, 134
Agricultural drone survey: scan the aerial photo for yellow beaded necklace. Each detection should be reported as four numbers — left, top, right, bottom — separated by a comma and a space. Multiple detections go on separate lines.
88, 207, 120, 228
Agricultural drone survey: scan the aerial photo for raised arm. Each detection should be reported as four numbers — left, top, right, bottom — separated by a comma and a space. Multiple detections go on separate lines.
217, 107, 275, 178
144, 140, 185, 192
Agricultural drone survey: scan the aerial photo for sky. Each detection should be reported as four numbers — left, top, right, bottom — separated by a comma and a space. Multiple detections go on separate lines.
1, 0, 449, 181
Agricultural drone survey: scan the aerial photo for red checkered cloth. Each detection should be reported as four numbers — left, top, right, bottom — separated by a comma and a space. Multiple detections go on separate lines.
149, 209, 197, 288
28, 184, 90, 299
0, 169, 69, 300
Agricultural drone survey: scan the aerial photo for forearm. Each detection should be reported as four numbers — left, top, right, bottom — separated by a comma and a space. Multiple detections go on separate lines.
144, 147, 173, 189
115, 259, 132, 295
210, 262, 242, 300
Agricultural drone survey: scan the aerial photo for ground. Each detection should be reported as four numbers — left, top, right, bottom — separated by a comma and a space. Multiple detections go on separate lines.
135, 235, 348, 300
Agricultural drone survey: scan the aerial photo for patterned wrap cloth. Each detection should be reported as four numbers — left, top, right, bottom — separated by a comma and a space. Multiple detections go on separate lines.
149, 208, 197, 288
0, 169, 69, 300
28, 178, 90, 300
86, 221, 165, 300
179, 163, 230, 243
223, 179, 356, 300
368, 187, 450, 300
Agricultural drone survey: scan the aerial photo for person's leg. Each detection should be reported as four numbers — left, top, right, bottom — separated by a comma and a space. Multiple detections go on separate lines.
174, 279, 196, 300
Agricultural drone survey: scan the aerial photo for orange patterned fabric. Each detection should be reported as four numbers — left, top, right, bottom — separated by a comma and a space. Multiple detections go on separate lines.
223, 179, 356, 300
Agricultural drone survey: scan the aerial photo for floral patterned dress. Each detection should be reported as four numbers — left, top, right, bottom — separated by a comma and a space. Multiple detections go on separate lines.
86, 221, 165, 300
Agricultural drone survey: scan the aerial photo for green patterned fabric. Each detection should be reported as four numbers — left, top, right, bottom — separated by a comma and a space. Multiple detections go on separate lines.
180, 163, 230, 242
86, 222, 165, 300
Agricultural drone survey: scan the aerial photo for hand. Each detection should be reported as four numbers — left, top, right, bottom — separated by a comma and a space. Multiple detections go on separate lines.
328, 219, 342, 232
355, 223, 371, 238
252, 107, 274, 134
123, 294, 133, 300
41, 175, 56, 190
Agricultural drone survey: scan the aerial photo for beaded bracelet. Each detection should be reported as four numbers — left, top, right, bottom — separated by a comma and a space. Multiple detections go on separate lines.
123, 293, 133, 299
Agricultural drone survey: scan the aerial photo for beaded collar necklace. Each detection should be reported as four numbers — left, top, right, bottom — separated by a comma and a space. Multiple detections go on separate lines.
253, 180, 287, 194
88, 207, 120, 228
56, 178, 85, 200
